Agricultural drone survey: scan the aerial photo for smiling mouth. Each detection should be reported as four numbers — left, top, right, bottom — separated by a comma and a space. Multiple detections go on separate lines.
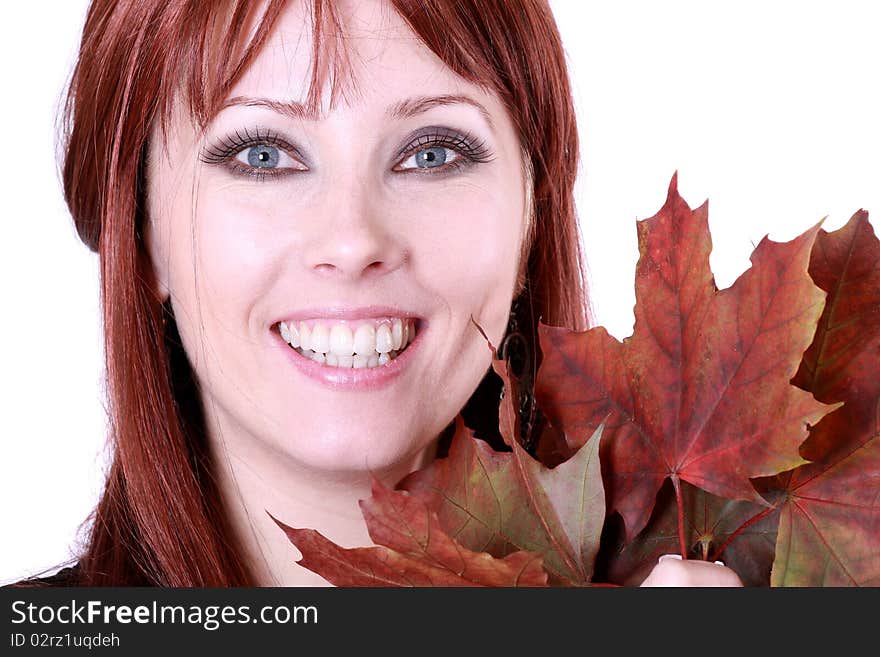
277, 317, 418, 369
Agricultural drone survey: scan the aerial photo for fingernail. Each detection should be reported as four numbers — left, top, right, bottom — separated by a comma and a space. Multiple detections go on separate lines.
658, 553, 683, 562
713, 560, 725, 566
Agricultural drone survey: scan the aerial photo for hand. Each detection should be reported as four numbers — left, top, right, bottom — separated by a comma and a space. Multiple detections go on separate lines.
640, 554, 744, 587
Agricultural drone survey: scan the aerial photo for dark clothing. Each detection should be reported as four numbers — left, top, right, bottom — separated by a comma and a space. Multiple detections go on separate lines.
7, 563, 81, 587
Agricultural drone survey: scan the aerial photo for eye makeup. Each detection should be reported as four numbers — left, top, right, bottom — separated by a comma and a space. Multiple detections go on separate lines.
199, 126, 307, 180
393, 126, 495, 171
199, 124, 496, 181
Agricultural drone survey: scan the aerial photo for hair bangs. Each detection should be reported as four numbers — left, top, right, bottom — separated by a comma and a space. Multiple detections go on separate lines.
154, 0, 358, 142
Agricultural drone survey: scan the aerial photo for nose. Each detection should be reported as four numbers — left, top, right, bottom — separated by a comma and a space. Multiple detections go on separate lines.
301, 175, 407, 282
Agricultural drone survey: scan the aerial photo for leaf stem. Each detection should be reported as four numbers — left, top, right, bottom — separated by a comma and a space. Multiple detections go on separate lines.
671, 475, 687, 558
709, 506, 776, 563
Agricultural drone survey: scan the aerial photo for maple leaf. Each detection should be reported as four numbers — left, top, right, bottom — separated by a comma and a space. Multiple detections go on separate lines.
756, 210, 880, 586
272, 479, 548, 586
535, 173, 835, 541
400, 358, 606, 586
793, 210, 880, 461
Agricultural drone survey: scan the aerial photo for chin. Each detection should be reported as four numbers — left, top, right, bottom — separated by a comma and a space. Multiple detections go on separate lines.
281, 426, 434, 478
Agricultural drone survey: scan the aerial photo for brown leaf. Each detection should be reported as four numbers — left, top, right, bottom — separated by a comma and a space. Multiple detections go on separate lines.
535, 173, 834, 539
272, 479, 548, 587
399, 359, 606, 586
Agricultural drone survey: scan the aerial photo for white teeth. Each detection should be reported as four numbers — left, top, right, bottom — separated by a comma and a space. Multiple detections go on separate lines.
329, 324, 354, 356
310, 323, 329, 354
299, 323, 311, 351
279, 322, 301, 348
280, 317, 419, 369
353, 324, 376, 356
376, 324, 393, 354
294, 348, 394, 369
391, 318, 403, 350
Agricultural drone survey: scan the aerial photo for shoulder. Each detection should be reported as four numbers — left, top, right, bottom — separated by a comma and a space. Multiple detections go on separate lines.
5, 563, 81, 588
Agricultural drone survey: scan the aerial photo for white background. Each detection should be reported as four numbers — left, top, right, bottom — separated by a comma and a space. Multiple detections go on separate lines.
2, 0, 878, 584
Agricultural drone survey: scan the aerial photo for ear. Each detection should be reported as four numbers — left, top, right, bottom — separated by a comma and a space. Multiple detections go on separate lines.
142, 217, 170, 303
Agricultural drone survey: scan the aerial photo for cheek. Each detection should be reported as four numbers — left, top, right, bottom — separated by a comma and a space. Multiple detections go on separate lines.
197, 207, 271, 298
165, 192, 284, 339
414, 182, 523, 324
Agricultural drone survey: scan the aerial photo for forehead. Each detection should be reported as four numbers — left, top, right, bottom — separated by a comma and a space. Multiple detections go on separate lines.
227, 0, 499, 122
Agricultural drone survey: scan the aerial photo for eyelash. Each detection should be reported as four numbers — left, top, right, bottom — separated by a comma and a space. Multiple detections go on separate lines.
199, 126, 495, 181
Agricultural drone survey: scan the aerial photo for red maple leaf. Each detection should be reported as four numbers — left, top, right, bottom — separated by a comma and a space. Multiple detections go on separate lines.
756, 210, 880, 586
272, 479, 548, 586
535, 173, 835, 542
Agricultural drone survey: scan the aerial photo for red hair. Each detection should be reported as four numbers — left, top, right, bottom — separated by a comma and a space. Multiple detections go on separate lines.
47, 0, 589, 586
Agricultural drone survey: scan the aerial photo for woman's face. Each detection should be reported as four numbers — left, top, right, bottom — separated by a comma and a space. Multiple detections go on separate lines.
146, 0, 529, 476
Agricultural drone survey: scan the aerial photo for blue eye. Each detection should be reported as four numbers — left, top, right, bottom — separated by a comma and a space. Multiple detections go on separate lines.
399, 146, 461, 171
235, 144, 298, 169
394, 128, 495, 174
415, 146, 448, 168
245, 145, 279, 167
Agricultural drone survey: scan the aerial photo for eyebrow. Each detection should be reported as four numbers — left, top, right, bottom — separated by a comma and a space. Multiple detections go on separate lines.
221, 93, 495, 132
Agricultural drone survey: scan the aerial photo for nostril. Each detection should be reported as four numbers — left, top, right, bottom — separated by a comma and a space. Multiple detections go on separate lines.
312, 259, 395, 278
366, 260, 392, 274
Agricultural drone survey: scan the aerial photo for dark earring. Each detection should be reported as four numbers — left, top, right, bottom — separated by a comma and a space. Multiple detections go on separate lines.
498, 294, 537, 450
160, 297, 174, 330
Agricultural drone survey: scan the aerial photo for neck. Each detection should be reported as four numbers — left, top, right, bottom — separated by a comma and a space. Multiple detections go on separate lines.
210, 431, 437, 586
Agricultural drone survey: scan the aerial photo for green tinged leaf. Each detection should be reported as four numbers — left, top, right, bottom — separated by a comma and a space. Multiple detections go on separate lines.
400, 359, 607, 586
